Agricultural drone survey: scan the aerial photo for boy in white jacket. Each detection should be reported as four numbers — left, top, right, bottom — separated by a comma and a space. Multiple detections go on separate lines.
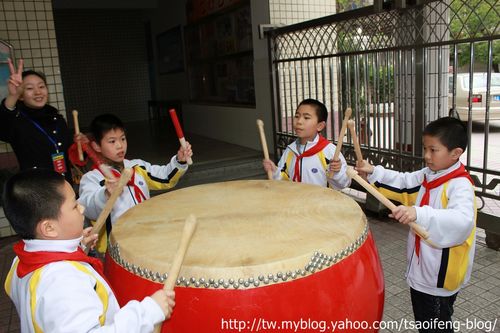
356, 117, 475, 333
3, 169, 175, 332
78, 114, 193, 252
262, 99, 350, 190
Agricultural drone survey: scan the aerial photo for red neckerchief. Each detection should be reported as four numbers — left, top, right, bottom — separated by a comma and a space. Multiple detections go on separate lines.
13, 240, 107, 282
110, 169, 146, 204
292, 135, 330, 182
415, 163, 473, 257
93, 164, 147, 204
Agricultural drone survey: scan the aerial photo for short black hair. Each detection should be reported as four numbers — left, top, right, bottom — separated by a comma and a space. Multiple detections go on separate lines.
3, 169, 65, 239
90, 113, 126, 144
22, 70, 47, 85
423, 116, 468, 151
298, 99, 328, 123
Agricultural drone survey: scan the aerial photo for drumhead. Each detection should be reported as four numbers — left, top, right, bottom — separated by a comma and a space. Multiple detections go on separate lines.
109, 180, 368, 288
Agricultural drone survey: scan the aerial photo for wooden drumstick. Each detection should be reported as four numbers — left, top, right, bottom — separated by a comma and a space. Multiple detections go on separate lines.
347, 120, 363, 163
256, 119, 273, 180
81, 143, 116, 181
84, 168, 133, 254
169, 109, 193, 165
328, 108, 352, 178
72, 110, 84, 162
153, 214, 197, 333
346, 167, 433, 244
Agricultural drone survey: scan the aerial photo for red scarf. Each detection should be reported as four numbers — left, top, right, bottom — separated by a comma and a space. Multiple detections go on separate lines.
415, 163, 473, 256
110, 169, 146, 204
292, 135, 330, 182
13, 240, 106, 281
93, 165, 147, 204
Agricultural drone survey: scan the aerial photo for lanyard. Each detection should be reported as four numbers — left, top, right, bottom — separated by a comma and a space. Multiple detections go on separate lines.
20, 111, 60, 153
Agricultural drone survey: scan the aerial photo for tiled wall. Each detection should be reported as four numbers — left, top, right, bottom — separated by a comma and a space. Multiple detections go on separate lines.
54, 9, 151, 127
269, 0, 336, 25
0, 0, 65, 113
0, 0, 64, 238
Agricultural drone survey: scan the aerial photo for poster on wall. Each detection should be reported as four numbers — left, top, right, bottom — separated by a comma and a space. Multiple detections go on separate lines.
0, 41, 13, 101
157, 26, 184, 74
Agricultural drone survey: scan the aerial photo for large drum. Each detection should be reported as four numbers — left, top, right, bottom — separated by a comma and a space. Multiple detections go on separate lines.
105, 180, 384, 332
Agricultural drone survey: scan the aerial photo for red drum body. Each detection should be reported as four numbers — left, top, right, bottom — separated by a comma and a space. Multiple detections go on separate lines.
105, 180, 384, 332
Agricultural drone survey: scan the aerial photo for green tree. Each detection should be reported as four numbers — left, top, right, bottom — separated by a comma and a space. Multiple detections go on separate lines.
336, 0, 372, 13
449, 0, 500, 72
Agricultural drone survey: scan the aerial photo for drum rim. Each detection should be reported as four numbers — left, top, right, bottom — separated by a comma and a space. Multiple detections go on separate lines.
108, 220, 369, 289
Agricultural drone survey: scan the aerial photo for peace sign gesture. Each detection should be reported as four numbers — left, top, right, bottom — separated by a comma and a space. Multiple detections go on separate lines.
7, 58, 24, 98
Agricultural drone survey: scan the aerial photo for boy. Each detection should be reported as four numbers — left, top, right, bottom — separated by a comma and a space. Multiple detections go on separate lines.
262, 99, 350, 189
78, 113, 193, 224
3, 169, 175, 332
356, 117, 475, 333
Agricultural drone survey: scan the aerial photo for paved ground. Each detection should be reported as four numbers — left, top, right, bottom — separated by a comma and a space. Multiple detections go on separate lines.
1, 210, 499, 333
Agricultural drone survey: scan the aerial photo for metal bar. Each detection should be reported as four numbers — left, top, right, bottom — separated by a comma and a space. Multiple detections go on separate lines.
466, 42, 474, 167
482, 40, 493, 194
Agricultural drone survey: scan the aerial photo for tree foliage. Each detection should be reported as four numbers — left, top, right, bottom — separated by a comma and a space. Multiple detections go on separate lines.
449, 0, 500, 71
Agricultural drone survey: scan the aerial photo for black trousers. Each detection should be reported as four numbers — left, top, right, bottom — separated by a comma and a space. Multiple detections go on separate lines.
410, 288, 458, 333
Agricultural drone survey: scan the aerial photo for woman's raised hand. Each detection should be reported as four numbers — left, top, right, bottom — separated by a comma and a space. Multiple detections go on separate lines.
7, 58, 24, 98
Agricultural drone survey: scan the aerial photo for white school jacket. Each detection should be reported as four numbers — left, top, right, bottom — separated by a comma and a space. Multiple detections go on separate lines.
273, 134, 351, 190
368, 161, 476, 296
4, 238, 164, 333
78, 156, 187, 223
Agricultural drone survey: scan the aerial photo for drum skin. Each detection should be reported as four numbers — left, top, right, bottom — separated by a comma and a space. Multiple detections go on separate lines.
104, 180, 385, 332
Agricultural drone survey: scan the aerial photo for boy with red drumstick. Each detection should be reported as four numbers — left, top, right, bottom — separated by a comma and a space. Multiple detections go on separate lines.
77, 114, 193, 252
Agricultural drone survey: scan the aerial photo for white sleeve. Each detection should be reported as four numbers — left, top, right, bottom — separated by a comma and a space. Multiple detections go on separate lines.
367, 165, 424, 190
325, 144, 351, 190
78, 171, 107, 221
36, 263, 164, 333
274, 147, 291, 180
414, 178, 475, 247
135, 156, 188, 178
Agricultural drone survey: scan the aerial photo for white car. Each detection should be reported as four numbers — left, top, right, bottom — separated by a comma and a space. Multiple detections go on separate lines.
448, 73, 500, 121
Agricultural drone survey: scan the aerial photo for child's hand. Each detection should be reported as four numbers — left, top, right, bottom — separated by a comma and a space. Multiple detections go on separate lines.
104, 177, 119, 198
151, 289, 176, 319
262, 159, 277, 174
389, 205, 417, 225
355, 160, 368, 181
328, 159, 342, 174
81, 226, 98, 250
355, 159, 374, 174
7, 58, 24, 99
74, 133, 90, 145
176, 141, 193, 163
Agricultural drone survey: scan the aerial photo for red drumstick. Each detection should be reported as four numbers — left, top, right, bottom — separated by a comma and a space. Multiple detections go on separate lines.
81, 143, 116, 180
169, 109, 193, 165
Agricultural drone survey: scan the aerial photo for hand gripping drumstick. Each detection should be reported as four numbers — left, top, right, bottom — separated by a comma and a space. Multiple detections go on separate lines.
72, 110, 84, 162
256, 119, 273, 180
347, 120, 363, 163
153, 214, 197, 333
346, 167, 434, 245
169, 109, 193, 165
328, 108, 352, 178
84, 168, 133, 254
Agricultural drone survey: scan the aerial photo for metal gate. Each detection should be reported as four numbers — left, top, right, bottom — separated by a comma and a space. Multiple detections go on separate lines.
266, 0, 500, 247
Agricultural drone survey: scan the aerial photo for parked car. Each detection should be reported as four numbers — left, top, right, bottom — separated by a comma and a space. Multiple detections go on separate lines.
448, 72, 500, 121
